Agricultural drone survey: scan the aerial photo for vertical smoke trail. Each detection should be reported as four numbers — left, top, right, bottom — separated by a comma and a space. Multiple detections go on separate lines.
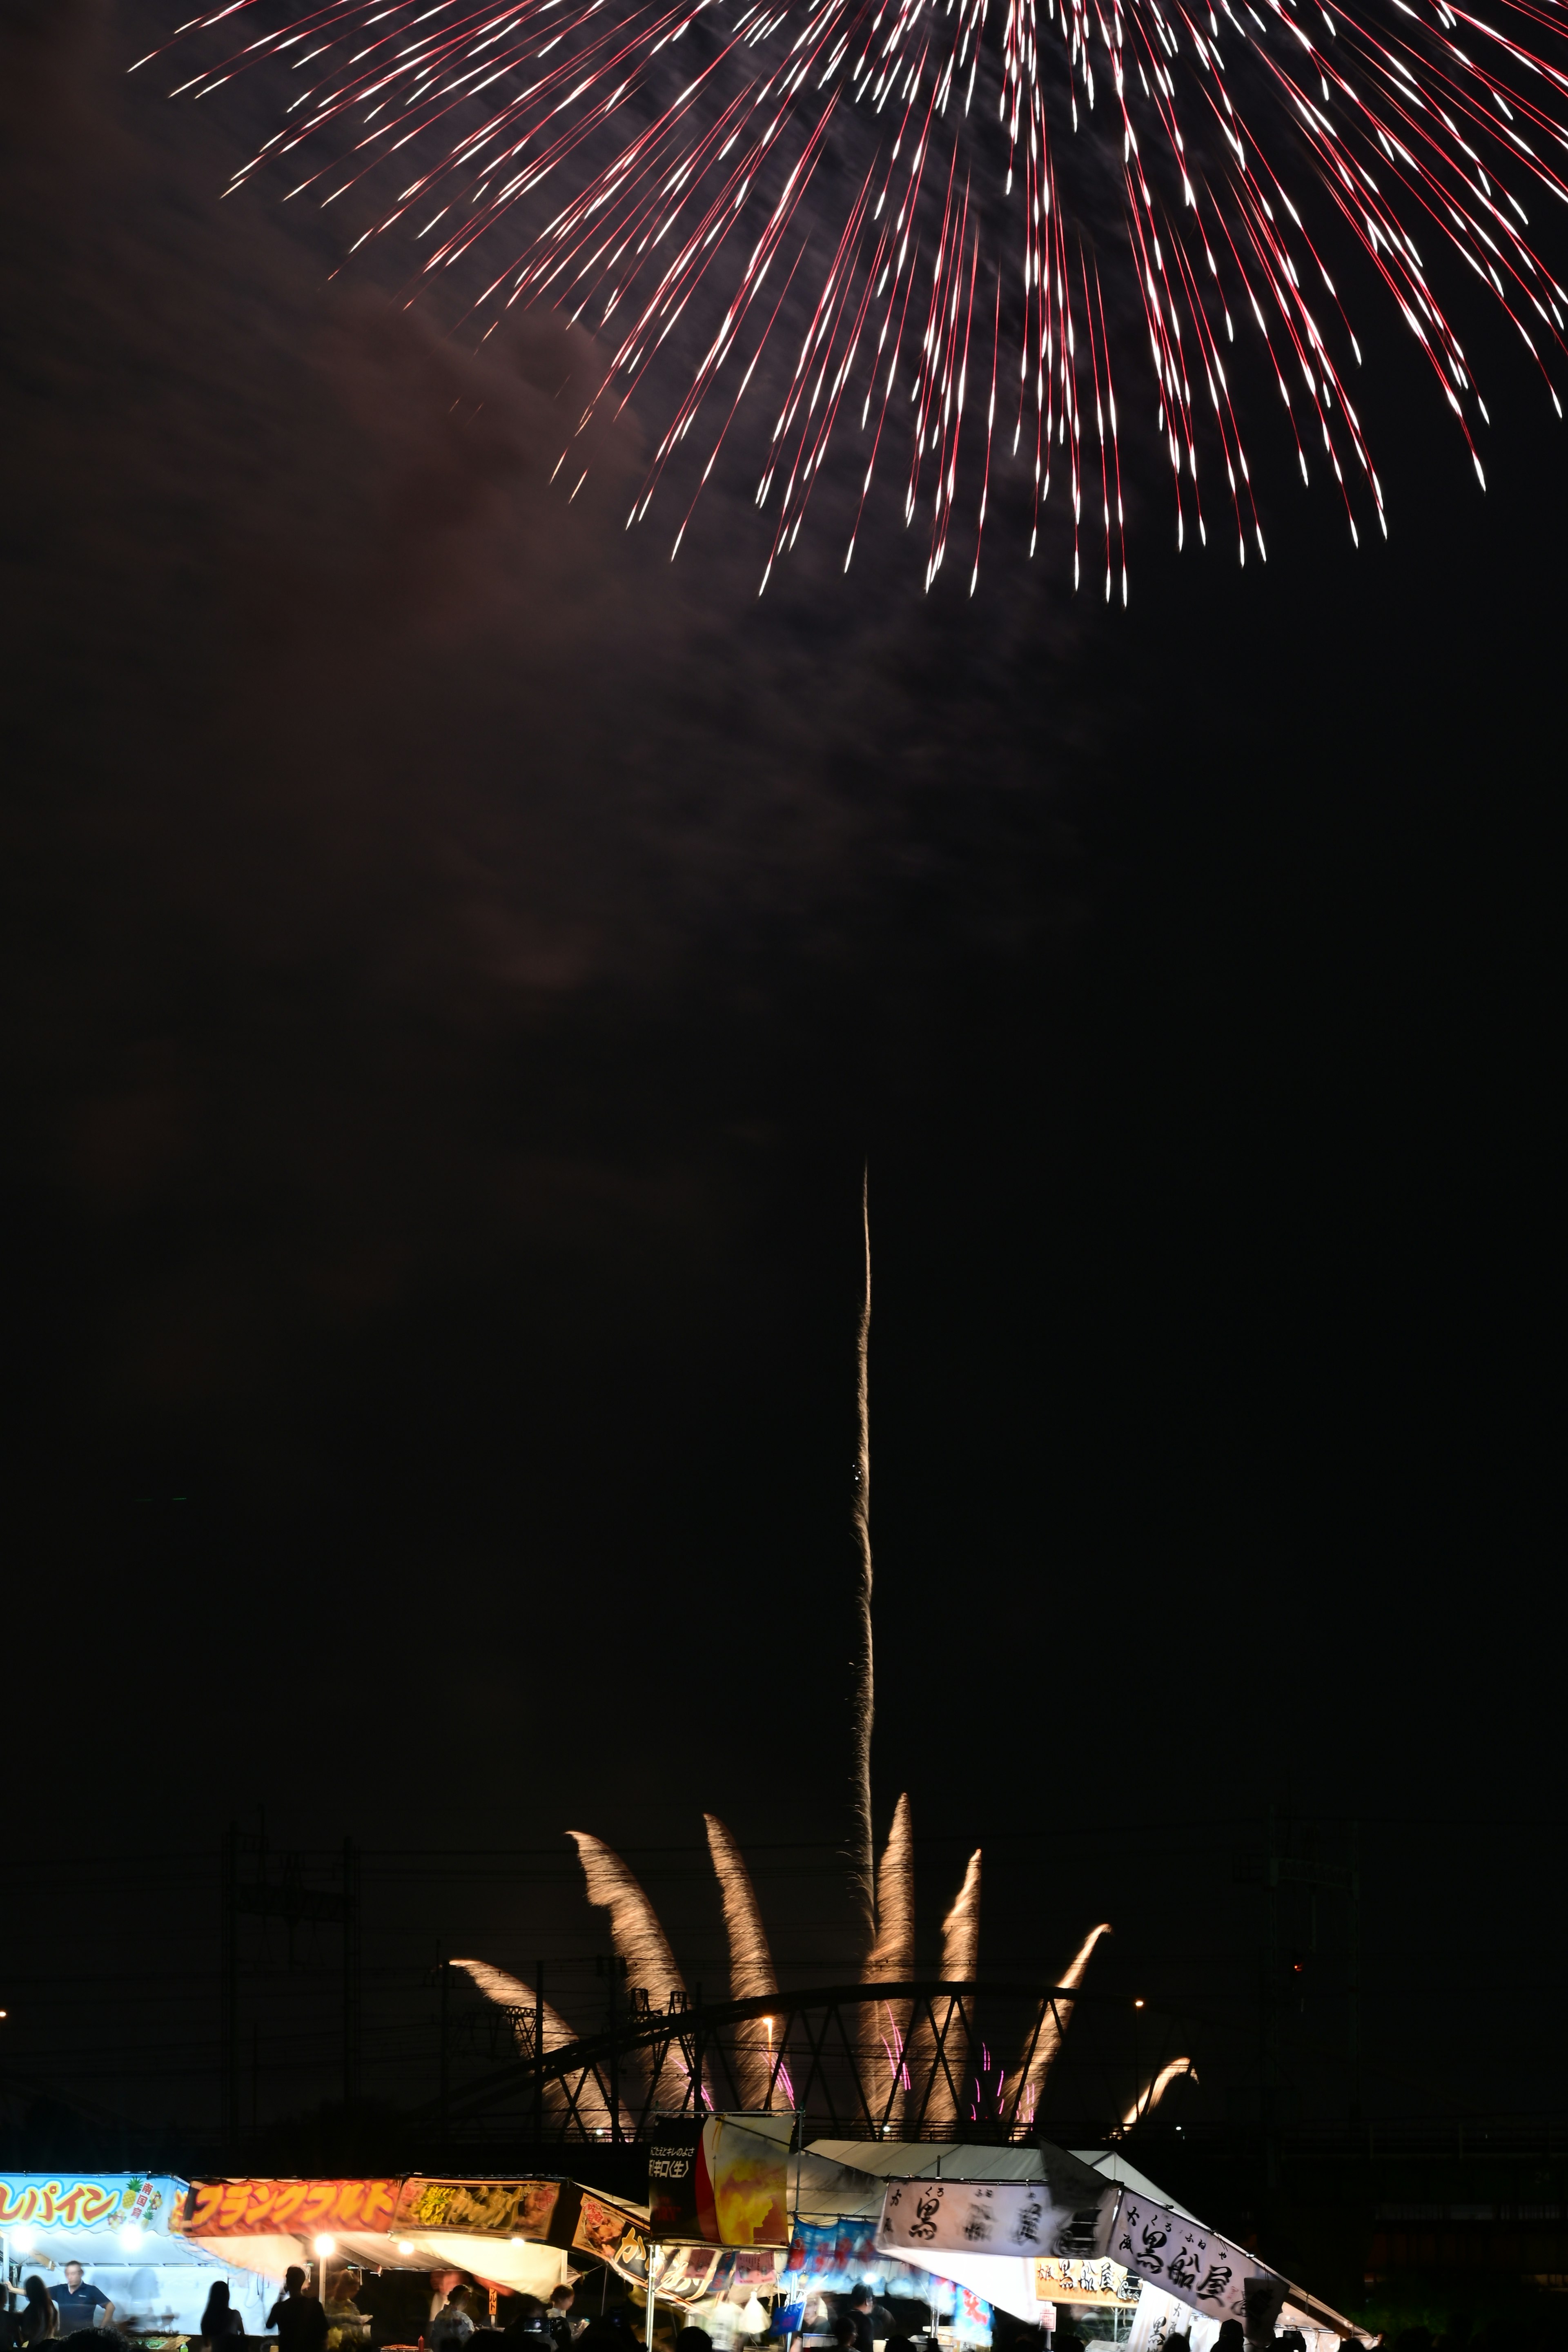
860, 1793, 914, 2129
1120, 2058, 1197, 2130
451, 1958, 626, 2132
705, 1814, 781, 2109
1015, 1921, 1113, 2119
849, 1169, 876, 1942
568, 1831, 692, 2109
908, 1849, 981, 2128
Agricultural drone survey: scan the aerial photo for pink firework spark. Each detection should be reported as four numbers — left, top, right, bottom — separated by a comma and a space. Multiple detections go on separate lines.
139, 0, 1568, 591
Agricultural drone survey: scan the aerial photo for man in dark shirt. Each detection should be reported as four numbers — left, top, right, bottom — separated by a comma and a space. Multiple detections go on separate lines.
267, 2268, 328, 2352
53, 2265, 114, 2334
846, 2288, 876, 2352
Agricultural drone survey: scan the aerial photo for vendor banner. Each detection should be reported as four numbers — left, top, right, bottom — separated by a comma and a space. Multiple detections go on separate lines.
782, 2221, 881, 2291
1107, 2192, 1288, 2334
878, 2181, 1070, 2261
573, 2194, 646, 2268
177, 2180, 400, 2238
1032, 2258, 1139, 2311
0, 2177, 176, 2235
392, 2180, 562, 2240
647, 2117, 788, 2248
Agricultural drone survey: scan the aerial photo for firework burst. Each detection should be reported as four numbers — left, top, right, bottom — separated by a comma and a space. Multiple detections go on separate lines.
142, 0, 1568, 590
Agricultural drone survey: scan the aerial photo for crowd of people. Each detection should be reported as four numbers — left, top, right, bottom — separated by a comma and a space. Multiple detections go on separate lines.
5, 2254, 1316, 2352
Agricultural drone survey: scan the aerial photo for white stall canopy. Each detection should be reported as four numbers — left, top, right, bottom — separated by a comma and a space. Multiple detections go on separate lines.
0, 2174, 288, 2337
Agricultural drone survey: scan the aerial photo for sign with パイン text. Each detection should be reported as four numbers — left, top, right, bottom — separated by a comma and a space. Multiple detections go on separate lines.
0, 2178, 173, 2234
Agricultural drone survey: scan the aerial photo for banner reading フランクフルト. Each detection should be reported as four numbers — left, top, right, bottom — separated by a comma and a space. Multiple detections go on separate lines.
1106, 2191, 1289, 2337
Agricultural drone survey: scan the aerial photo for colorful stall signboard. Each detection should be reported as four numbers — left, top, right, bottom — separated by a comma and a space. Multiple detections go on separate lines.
783, 2224, 880, 2289
0, 2178, 172, 2233
878, 2181, 1069, 2261
646, 2119, 788, 2249
1031, 2259, 1139, 2311
1107, 2193, 1287, 2333
177, 2180, 401, 2238
392, 2181, 561, 2240
572, 2195, 644, 2267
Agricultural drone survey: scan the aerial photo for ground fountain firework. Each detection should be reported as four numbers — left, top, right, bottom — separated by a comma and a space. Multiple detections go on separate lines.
142, 0, 1568, 590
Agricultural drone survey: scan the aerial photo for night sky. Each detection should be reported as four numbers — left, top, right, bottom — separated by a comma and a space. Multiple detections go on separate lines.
1, 0, 1562, 2152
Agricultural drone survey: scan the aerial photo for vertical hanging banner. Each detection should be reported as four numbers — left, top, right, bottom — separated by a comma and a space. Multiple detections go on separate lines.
647, 2116, 789, 2247
1106, 2192, 1288, 2334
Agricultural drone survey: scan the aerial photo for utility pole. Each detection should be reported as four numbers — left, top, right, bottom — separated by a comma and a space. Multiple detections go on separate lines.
608, 1964, 620, 2145
1264, 1807, 1280, 2188
342, 1838, 362, 2112
1349, 1820, 1362, 2121
222, 1828, 360, 2127
535, 1962, 544, 2149
438, 1947, 451, 2156
221, 1824, 238, 2155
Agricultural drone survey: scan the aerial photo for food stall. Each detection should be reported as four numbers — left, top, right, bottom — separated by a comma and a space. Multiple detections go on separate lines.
0, 2173, 283, 2339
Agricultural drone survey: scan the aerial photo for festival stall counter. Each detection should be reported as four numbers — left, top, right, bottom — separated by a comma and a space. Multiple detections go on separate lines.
1067, 2153, 1360, 2352
174, 2179, 611, 2303
0, 2174, 282, 2339
864, 2149, 1365, 2352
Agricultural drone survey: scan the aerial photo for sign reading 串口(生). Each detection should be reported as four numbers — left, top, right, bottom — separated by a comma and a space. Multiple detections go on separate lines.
0, 2178, 172, 2233
646, 2117, 789, 2247
1107, 2192, 1287, 2332
877, 2180, 1071, 2260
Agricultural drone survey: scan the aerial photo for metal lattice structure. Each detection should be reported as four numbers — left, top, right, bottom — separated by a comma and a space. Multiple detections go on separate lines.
440, 1979, 1100, 2144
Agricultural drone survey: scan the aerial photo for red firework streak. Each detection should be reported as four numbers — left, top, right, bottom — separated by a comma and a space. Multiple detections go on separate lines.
141, 0, 1568, 589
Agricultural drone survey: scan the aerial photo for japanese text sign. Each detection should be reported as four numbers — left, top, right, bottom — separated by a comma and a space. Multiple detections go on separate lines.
177, 2180, 401, 2238
0, 2179, 172, 2234
1107, 2192, 1286, 2331
876, 2180, 1070, 2259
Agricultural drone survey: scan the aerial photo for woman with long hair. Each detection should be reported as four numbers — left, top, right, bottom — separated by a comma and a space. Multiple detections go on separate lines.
200, 2282, 243, 2348
17, 2278, 58, 2345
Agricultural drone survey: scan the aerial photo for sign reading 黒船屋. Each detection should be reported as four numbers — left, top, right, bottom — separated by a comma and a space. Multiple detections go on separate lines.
877, 2181, 1073, 2260
1107, 2192, 1287, 2334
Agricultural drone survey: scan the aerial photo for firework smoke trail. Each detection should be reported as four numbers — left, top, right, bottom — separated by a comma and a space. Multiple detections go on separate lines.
849, 1169, 875, 1942
568, 1831, 694, 2107
1121, 2055, 1197, 2127
1015, 1917, 1111, 2109
861, 1790, 914, 2125
905, 1846, 980, 2124
147, 0, 1568, 590
704, 1812, 786, 2108
451, 1958, 628, 2130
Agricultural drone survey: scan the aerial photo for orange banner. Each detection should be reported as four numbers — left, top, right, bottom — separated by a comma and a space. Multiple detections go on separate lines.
177, 2181, 401, 2238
